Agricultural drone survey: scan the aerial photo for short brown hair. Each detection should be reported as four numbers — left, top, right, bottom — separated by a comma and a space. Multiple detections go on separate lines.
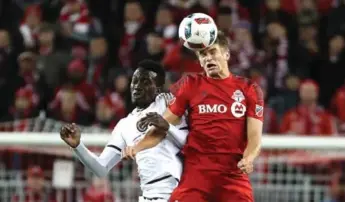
213, 30, 229, 49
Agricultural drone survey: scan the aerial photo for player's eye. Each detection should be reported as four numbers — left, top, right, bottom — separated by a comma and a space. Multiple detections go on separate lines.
132, 78, 139, 84
143, 79, 150, 85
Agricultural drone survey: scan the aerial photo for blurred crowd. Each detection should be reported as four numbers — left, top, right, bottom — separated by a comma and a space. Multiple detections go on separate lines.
10, 165, 115, 202
0, 0, 345, 131
0, 0, 345, 201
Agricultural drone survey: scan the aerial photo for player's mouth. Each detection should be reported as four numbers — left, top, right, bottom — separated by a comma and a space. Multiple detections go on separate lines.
206, 63, 218, 71
132, 90, 144, 98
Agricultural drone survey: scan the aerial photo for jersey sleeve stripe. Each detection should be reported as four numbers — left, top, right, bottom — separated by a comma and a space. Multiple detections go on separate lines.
107, 145, 122, 152
146, 174, 179, 185
178, 126, 189, 130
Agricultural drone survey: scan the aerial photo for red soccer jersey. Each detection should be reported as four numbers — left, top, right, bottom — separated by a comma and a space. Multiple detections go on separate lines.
169, 73, 264, 155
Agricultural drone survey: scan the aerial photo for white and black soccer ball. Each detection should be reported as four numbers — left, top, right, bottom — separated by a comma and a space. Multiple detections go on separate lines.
178, 13, 218, 51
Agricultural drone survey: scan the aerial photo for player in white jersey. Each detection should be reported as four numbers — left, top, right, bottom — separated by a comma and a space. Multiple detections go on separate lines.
60, 60, 188, 202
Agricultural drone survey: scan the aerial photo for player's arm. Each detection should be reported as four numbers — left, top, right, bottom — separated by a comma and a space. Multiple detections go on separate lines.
133, 76, 191, 153
134, 109, 184, 152
60, 122, 125, 177
243, 83, 264, 161
238, 83, 264, 174
243, 117, 263, 162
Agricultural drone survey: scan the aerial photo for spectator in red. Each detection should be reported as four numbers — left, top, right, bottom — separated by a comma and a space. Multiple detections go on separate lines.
7, 86, 39, 121
19, 5, 42, 50
280, 79, 337, 135
66, 59, 97, 107
105, 70, 130, 112
83, 177, 115, 202
12, 166, 56, 202
330, 82, 345, 133
94, 95, 125, 129
48, 84, 93, 125
59, 0, 90, 39
162, 43, 201, 73
13, 52, 51, 110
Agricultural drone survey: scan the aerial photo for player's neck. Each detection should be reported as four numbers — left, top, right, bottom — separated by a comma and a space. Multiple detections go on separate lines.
136, 97, 157, 109
209, 70, 231, 79
136, 103, 151, 110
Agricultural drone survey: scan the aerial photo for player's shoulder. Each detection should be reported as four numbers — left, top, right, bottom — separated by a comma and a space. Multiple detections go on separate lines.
233, 75, 261, 91
177, 73, 204, 84
111, 117, 127, 131
232, 75, 257, 88
170, 73, 203, 94
155, 92, 174, 106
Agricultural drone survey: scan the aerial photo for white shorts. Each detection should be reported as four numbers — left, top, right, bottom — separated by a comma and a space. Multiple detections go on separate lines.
138, 196, 168, 202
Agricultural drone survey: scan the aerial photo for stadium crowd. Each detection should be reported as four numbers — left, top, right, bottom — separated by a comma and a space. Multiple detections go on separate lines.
0, 0, 344, 134
0, 0, 345, 201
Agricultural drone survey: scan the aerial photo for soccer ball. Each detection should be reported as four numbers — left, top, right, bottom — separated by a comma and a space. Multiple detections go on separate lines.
178, 13, 218, 51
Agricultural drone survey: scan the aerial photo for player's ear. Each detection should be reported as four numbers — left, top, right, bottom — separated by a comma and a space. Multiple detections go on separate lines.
225, 51, 230, 60
156, 87, 162, 94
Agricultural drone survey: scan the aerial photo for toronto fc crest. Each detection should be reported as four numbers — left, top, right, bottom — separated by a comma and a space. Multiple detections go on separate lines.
230, 90, 246, 118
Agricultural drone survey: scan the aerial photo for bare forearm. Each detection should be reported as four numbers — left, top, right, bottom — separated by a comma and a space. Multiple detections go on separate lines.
243, 135, 261, 161
134, 127, 166, 152
244, 117, 263, 161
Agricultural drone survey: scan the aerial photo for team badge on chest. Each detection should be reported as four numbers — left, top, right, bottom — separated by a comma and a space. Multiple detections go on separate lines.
230, 90, 246, 118
136, 120, 148, 132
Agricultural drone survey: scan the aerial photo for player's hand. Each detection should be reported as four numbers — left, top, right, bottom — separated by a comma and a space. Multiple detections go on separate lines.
122, 146, 137, 160
139, 112, 169, 132
60, 123, 81, 148
237, 158, 254, 174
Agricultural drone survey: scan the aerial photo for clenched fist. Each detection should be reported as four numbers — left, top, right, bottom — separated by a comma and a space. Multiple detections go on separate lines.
60, 123, 81, 148
138, 112, 169, 132
237, 158, 254, 174
122, 146, 137, 160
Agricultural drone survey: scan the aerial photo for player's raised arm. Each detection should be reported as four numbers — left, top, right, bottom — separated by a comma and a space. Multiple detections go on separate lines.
60, 122, 125, 177
238, 83, 264, 174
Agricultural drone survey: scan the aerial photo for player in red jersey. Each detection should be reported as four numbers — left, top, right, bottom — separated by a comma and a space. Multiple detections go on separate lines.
124, 31, 264, 202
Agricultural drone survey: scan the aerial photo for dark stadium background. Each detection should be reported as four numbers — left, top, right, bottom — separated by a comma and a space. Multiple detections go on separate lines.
0, 0, 344, 201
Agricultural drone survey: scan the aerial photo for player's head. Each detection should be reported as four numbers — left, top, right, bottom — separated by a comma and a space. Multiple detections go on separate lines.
131, 59, 166, 108
195, 31, 230, 78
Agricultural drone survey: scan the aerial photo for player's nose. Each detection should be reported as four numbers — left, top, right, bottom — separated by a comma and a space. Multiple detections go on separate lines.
204, 54, 213, 61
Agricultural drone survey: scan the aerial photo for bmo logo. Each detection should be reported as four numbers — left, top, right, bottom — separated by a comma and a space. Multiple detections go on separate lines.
198, 104, 227, 114
198, 103, 247, 118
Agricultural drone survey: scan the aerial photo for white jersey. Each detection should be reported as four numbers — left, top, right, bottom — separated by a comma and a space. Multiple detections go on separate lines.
73, 93, 188, 201
107, 93, 188, 198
